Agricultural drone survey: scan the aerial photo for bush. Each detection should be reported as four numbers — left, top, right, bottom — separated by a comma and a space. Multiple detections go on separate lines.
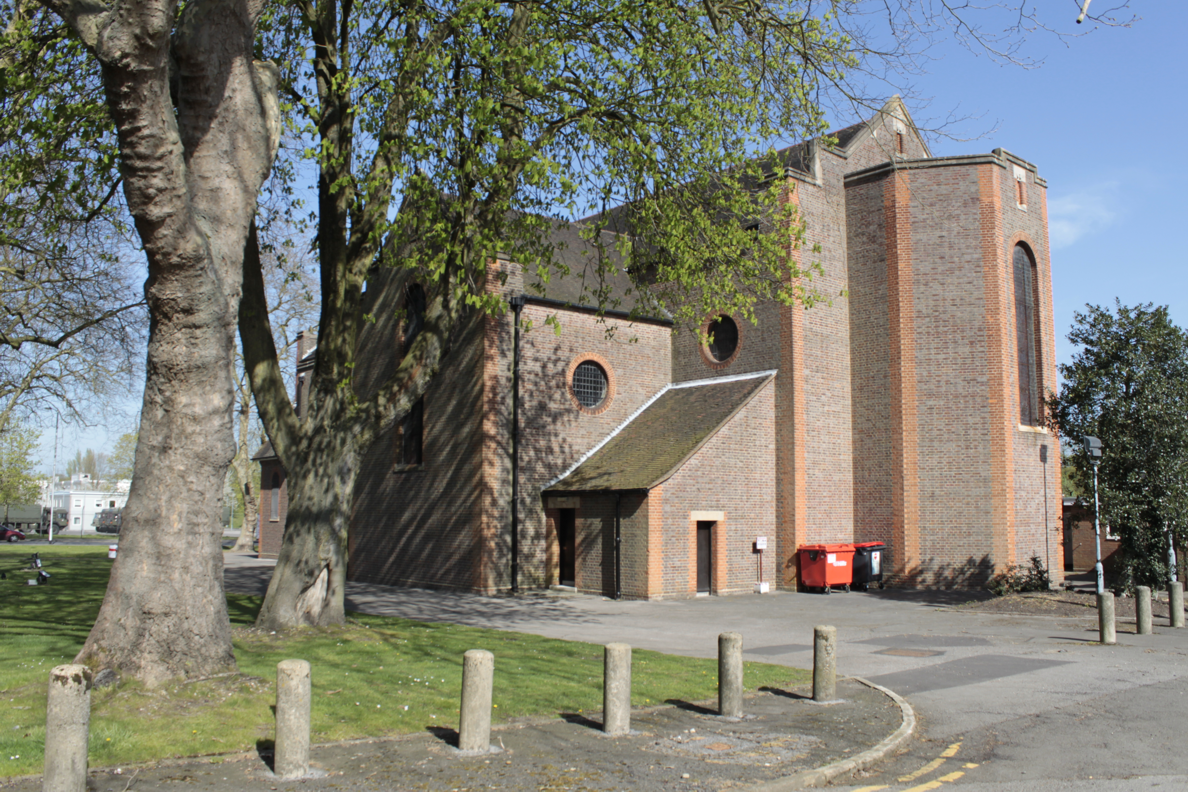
987, 556, 1050, 596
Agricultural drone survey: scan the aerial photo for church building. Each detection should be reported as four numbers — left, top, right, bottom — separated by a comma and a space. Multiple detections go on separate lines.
258, 97, 1063, 597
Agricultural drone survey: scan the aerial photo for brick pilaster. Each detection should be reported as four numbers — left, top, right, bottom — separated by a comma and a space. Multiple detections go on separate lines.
885, 169, 920, 581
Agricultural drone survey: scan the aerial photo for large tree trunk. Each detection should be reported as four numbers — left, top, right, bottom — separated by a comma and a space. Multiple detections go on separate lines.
254, 436, 359, 629
79, 268, 240, 685
44, 0, 279, 684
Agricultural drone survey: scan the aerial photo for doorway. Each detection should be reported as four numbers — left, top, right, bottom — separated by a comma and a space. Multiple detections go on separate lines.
558, 509, 576, 587
696, 521, 713, 594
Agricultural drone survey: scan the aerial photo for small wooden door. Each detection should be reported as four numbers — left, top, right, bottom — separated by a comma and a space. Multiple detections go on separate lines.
697, 521, 713, 593
559, 509, 576, 586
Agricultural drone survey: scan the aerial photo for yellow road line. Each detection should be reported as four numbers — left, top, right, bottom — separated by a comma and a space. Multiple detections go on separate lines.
963, 762, 979, 769
898, 757, 946, 783
902, 780, 944, 792
902, 772, 964, 792
849, 786, 888, 792
898, 742, 962, 783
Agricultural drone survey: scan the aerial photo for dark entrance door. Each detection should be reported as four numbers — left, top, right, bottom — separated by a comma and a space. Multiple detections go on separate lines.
697, 521, 713, 593
559, 509, 576, 587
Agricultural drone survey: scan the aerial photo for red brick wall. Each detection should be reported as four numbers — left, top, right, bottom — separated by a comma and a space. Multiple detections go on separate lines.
844, 151, 1063, 586
257, 460, 286, 559
654, 378, 776, 597
485, 271, 673, 592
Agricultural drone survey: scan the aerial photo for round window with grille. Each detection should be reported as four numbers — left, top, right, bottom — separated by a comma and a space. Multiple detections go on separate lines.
706, 315, 739, 362
572, 360, 609, 409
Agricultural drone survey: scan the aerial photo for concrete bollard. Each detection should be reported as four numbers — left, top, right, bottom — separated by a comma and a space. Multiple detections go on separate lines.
1136, 586, 1153, 635
43, 664, 92, 792
275, 660, 311, 780
813, 625, 837, 703
458, 649, 494, 753
1171, 582, 1185, 628
603, 643, 632, 736
1098, 592, 1116, 645
718, 632, 743, 719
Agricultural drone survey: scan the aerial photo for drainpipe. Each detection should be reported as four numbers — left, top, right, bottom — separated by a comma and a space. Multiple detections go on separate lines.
509, 294, 526, 594
615, 492, 622, 600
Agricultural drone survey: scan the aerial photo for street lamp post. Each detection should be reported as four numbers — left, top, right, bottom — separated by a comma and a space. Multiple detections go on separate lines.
44, 409, 59, 544
1085, 436, 1104, 595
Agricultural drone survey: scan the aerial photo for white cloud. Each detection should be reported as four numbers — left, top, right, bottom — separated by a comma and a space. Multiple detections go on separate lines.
1046, 182, 1121, 249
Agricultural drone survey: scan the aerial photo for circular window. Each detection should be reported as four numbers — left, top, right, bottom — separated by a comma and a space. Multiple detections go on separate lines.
706, 315, 739, 363
572, 360, 608, 409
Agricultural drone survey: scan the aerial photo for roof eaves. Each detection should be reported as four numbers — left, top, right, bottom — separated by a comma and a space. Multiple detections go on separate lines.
541, 369, 778, 492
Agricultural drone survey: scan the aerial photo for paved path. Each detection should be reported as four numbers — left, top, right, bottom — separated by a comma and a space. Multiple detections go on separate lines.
223, 555, 1188, 790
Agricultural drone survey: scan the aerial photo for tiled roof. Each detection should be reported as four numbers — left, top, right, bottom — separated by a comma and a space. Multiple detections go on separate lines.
251, 440, 277, 462
546, 372, 774, 492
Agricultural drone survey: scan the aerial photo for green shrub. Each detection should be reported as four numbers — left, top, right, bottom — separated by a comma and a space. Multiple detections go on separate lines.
987, 555, 1050, 596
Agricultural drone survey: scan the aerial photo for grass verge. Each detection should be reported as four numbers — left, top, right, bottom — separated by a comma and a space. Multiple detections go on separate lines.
0, 545, 807, 777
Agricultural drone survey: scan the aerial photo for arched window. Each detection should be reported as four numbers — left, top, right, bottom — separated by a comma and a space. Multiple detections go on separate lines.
270, 471, 281, 521
1013, 244, 1040, 425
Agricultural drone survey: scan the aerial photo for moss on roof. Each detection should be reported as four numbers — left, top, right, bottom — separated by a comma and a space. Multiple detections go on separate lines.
546, 373, 773, 492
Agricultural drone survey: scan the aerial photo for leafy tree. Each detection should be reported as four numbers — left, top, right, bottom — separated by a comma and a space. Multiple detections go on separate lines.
1048, 302, 1188, 589
65, 448, 110, 483
0, 421, 40, 522
0, 5, 144, 435
240, 1, 1136, 629
107, 432, 137, 482
16, 0, 1130, 680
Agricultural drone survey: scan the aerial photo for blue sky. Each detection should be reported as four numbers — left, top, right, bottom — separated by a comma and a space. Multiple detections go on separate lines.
906, 3, 1183, 366
37, 3, 1181, 470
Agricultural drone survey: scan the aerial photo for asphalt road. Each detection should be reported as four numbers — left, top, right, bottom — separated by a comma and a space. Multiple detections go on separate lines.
220, 554, 1188, 792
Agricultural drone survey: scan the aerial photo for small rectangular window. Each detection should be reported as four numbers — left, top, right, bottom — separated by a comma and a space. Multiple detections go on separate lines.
896, 131, 905, 154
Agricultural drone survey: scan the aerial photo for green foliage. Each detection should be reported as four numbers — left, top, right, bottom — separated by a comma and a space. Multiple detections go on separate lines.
255, 0, 854, 364
107, 432, 136, 482
987, 556, 1050, 596
1060, 452, 1083, 498
1047, 302, 1188, 588
0, 421, 39, 516
0, 546, 807, 777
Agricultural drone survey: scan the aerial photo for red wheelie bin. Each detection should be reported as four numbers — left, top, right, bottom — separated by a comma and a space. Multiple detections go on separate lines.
798, 543, 855, 594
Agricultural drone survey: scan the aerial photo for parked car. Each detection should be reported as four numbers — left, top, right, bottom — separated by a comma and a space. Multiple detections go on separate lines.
1, 525, 27, 542
95, 508, 122, 534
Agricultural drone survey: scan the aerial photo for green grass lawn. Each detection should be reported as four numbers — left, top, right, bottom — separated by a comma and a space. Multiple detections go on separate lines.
0, 545, 807, 778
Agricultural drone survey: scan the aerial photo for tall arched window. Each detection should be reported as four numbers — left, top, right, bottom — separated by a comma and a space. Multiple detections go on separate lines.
270, 471, 281, 521
1013, 244, 1040, 425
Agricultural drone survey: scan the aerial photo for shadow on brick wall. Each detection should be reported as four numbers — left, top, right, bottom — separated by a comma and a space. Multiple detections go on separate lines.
888, 554, 997, 592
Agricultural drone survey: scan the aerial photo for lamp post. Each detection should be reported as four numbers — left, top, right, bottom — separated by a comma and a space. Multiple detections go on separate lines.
1040, 444, 1050, 584
1085, 435, 1104, 594
44, 408, 59, 544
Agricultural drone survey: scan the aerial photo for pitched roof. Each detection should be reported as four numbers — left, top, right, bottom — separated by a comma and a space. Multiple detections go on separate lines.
251, 440, 277, 462
545, 371, 774, 492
